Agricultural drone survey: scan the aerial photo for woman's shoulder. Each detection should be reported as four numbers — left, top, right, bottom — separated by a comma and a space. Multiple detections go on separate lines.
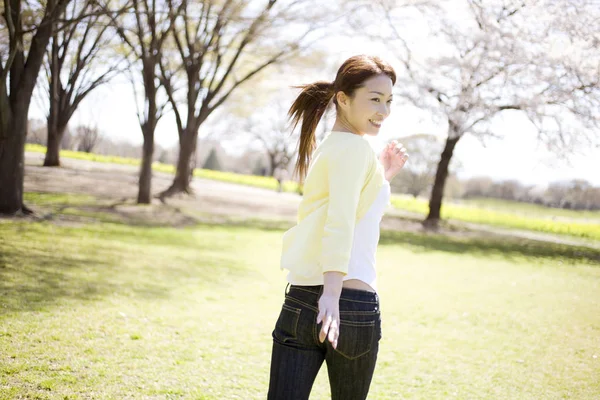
322, 132, 374, 159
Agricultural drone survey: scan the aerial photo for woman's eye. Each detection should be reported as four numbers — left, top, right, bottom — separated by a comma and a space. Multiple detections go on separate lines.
371, 98, 380, 102
387, 100, 393, 104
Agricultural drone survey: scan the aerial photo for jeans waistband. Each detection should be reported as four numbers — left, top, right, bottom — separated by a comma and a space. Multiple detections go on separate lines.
287, 284, 379, 304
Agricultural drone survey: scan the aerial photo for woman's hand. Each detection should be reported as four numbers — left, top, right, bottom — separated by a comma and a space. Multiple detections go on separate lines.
317, 293, 340, 348
317, 271, 344, 349
380, 140, 409, 182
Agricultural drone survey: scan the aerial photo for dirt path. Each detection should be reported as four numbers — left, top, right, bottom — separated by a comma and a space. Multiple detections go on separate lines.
23, 152, 599, 250
24, 152, 301, 221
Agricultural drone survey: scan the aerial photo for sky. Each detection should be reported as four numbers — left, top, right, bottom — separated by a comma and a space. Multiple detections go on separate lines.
28, 1, 599, 187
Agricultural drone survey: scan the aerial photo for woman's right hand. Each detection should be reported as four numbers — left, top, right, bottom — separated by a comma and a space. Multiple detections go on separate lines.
317, 292, 340, 348
317, 271, 344, 349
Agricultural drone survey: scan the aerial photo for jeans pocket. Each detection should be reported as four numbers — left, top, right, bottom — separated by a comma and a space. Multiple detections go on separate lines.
334, 319, 375, 360
273, 303, 301, 343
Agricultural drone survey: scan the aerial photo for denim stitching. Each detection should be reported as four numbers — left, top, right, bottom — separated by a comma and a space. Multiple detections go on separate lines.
312, 313, 320, 346
290, 286, 378, 303
339, 320, 375, 327
289, 286, 321, 295
333, 323, 375, 360
273, 303, 301, 344
339, 298, 378, 305
314, 285, 324, 347
282, 303, 301, 314
339, 310, 378, 316
285, 296, 319, 313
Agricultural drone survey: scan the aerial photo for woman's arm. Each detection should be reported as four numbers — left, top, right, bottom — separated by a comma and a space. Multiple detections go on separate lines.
317, 141, 371, 349
320, 142, 370, 274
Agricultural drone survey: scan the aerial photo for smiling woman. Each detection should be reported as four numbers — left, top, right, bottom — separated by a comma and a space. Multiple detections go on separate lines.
267, 55, 409, 400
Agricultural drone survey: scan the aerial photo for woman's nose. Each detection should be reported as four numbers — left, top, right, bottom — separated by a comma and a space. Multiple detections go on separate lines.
378, 104, 390, 118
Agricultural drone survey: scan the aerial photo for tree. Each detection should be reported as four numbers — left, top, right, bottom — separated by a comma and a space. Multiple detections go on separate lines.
547, 179, 595, 210
158, 0, 326, 200
101, 0, 182, 204
245, 101, 298, 177
0, 0, 73, 214
74, 124, 101, 153
389, 134, 442, 197
202, 148, 222, 171
41, 0, 120, 166
464, 176, 494, 198
351, 0, 600, 228
488, 179, 525, 201
252, 159, 268, 176
26, 118, 47, 145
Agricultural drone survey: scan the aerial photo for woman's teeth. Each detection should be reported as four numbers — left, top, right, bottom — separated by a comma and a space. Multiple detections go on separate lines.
369, 119, 382, 128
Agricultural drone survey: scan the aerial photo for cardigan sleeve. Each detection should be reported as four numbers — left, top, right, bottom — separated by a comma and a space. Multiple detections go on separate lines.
318, 140, 372, 275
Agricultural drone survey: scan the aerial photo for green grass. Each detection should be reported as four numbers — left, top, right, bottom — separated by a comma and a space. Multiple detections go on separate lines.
1, 193, 600, 399
391, 195, 600, 222
458, 197, 600, 221
391, 195, 600, 242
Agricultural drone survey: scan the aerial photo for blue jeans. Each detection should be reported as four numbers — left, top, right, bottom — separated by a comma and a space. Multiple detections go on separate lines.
268, 284, 382, 400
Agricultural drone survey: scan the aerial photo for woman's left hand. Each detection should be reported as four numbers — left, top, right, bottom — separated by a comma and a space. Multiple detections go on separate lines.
380, 140, 409, 181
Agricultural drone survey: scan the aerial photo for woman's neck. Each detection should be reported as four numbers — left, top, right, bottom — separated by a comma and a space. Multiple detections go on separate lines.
331, 118, 363, 136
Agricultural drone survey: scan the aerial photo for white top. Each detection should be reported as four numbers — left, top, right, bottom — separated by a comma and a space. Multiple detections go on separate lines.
343, 180, 391, 292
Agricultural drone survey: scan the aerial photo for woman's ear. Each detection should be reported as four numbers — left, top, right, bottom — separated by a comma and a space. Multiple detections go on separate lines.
336, 91, 348, 107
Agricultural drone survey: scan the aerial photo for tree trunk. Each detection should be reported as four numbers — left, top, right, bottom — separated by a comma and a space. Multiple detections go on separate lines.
45, 32, 61, 167
159, 128, 197, 199
0, 0, 69, 216
268, 153, 276, 177
188, 147, 196, 183
136, 60, 159, 205
137, 127, 154, 204
0, 109, 29, 214
424, 134, 461, 229
44, 124, 66, 166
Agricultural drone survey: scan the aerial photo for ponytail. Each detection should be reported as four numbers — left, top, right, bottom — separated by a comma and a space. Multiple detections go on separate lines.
288, 81, 335, 184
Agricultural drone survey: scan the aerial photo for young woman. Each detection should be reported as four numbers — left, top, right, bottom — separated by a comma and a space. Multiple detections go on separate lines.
268, 55, 409, 400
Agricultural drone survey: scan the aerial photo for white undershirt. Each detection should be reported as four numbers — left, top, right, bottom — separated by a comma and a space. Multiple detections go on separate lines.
343, 181, 391, 292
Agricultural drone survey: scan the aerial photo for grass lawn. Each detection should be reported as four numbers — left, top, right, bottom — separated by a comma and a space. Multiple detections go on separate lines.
456, 197, 600, 222
1, 193, 599, 399
25, 144, 600, 242
390, 196, 600, 242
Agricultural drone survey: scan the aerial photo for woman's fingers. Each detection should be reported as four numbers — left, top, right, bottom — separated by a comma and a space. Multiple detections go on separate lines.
328, 319, 339, 348
319, 314, 340, 348
316, 309, 324, 324
393, 144, 406, 153
317, 313, 341, 348
392, 144, 408, 160
319, 314, 332, 343
317, 292, 341, 348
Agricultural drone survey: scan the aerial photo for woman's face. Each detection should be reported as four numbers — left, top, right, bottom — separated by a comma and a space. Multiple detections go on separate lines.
337, 74, 394, 136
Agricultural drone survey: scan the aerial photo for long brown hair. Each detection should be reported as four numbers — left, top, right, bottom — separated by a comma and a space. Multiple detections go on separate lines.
288, 55, 396, 183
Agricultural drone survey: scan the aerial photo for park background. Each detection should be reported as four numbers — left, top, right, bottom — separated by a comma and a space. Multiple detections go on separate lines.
1, 0, 599, 399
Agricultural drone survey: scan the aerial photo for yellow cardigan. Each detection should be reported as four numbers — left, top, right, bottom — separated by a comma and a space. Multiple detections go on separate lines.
280, 131, 387, 285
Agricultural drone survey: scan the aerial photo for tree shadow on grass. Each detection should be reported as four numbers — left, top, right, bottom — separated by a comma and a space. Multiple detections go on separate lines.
194, 216, 293, 232
4, 191, 597, 317
379, 229, 600, 266
0, 251, 121, 313
189, 217, 600, 266
0, 222, 254, 315
167, 216, 600, 266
